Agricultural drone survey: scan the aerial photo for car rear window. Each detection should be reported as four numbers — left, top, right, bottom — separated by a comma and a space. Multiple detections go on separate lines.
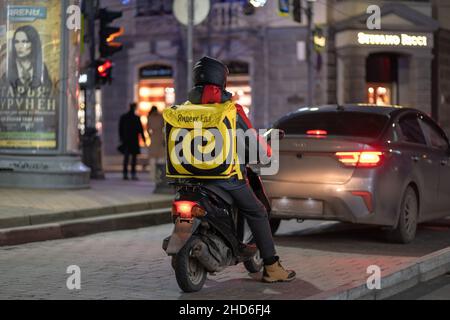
274, 112, 389, 138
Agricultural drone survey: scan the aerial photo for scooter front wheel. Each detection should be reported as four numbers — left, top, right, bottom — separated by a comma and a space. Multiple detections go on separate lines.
174, 236, 207, 293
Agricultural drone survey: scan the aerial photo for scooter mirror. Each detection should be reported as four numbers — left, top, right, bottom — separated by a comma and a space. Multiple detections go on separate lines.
263, 128, 285, 141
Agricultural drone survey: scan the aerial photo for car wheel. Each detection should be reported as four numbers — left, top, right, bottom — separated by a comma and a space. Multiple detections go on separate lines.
269, 218, 281, 235
385, 186, 418, 244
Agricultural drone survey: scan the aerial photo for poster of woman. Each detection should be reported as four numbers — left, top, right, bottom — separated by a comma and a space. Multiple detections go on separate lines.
5, 25, 53, 90
0, 0, 61, 150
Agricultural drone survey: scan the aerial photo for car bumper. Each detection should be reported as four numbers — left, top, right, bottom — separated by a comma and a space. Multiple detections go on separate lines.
262, 179, 396, 226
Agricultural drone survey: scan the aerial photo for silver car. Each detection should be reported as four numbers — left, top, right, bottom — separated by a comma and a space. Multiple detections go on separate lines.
263, 104, 450, 243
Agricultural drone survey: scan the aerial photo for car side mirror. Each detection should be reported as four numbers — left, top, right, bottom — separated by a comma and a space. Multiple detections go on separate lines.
263, 129, 285, 141
279, 129, 286, 140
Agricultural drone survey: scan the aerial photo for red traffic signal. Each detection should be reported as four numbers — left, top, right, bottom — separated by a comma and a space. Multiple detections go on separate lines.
97, 60, 112, 77
96, 59, 113, 85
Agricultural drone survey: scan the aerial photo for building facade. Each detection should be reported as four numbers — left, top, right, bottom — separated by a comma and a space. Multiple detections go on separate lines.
326, 0, 449, 132
96, 0, 327, 167
93, 0, 448, 168
329, 1, 438, 114
431, 0, 450, 133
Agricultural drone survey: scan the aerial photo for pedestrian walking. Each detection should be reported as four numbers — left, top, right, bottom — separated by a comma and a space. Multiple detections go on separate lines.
147, 106, 165, 182
118, 102, 145, 180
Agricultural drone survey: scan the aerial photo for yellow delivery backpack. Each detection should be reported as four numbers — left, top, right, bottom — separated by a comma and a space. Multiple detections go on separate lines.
163, 100, 243, 180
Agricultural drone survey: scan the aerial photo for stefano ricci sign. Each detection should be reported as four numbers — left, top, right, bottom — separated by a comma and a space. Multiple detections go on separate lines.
357, 32, 428, 47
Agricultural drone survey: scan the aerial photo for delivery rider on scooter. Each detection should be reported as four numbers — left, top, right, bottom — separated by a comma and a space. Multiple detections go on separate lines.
176, 56, 296, 283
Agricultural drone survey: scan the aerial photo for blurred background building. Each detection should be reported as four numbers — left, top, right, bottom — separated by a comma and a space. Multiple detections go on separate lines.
80, 0, 449, 170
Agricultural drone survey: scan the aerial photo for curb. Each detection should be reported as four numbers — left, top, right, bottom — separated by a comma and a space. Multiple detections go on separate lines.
0, 197, 173, 229
0, 207, 172, 247
306, 247, 450, 300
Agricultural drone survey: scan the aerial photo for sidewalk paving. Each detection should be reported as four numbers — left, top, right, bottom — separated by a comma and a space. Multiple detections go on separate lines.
0, 172, 174, 243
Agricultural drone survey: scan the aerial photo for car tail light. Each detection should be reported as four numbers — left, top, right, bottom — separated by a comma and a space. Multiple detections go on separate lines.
335, 151, 383, 167
306, 130, 328, 136
172, 201, 206, 219
351, 191, 374, 212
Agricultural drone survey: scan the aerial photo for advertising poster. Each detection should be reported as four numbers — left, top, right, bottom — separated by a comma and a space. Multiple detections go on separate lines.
0, 0, 61, 150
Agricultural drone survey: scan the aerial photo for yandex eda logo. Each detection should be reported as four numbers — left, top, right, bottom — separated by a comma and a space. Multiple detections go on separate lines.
177, 115, 212, 123
358, 32, 428, 47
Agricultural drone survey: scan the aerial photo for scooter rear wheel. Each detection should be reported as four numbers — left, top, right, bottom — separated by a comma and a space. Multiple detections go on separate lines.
243, 249, 264, 274
174, 236, 207, 293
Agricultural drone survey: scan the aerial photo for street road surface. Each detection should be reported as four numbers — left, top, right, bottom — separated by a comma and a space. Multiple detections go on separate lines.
1, 218, 450, 299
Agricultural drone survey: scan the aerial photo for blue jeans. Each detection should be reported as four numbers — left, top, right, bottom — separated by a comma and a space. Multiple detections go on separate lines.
207, 176, 277, 260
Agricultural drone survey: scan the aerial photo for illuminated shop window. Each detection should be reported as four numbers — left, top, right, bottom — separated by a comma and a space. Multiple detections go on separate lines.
367, 84, 391, 106
137, 64, 174, 147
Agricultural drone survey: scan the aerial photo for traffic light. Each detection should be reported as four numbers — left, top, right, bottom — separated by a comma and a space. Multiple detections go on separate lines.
96, 59, 113, 85
293, 0, 302, 23
98, 8, 123, 58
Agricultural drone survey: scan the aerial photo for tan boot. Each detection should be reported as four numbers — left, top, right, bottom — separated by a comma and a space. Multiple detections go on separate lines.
262, 260, 296, 283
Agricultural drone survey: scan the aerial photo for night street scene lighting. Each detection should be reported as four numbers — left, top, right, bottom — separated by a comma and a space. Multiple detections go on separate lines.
0, 0, 449, 310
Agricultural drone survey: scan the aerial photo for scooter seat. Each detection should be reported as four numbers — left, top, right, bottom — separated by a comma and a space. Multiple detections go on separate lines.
203, 185, 234, 206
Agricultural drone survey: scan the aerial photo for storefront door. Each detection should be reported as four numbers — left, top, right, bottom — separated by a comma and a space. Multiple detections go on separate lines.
137, 65, 174, 147
366, 53, 399, 106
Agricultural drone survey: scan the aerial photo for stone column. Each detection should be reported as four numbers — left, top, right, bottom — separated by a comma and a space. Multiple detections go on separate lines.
337, 49, 367, 104
342, 55, 367, 104
0, 0, 90, 189
410, 54, 433, 114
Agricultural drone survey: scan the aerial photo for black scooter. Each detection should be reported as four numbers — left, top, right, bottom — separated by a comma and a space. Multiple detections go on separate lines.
162, 168, 271, 293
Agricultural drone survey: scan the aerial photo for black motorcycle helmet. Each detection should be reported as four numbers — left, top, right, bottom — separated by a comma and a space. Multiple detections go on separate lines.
193, 56, 229, 88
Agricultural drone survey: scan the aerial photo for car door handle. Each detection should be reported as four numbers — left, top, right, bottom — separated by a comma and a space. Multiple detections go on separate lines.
411, 156, 420, 162
441, 160, 448, 166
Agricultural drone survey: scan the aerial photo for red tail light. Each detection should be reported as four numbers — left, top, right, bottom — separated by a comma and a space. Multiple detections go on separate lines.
335, 151, 383, 167
172, 201, 206, 219
306, 130, 328, 136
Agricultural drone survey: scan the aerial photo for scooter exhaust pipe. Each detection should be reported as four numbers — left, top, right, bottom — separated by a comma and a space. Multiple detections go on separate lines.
191, 241, 221, 273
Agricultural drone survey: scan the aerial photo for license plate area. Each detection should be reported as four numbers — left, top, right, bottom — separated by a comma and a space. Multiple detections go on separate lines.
271, 198, 323, 216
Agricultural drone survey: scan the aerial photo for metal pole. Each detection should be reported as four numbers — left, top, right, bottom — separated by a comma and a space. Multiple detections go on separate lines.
306, 0, 314, 106
83, 0, 104, 179
187, 0, 194, 93
86, 0, 96, 130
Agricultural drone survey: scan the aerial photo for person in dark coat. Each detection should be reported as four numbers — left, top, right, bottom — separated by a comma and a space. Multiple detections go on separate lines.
119, 103, 145, 180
